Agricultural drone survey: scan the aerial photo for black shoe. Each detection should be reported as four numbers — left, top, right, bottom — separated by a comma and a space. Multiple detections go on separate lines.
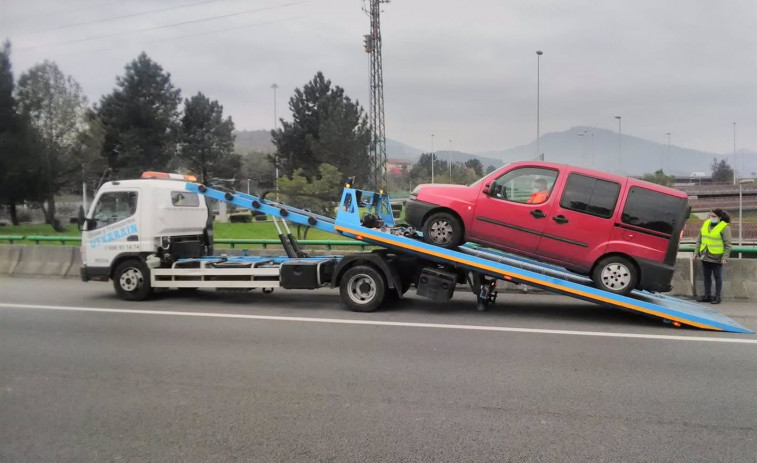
710, 297, 721, 305
696, 296, 711, 303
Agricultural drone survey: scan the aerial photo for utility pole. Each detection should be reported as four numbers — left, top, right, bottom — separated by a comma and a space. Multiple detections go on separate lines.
536, 50, 543, 160
666, 132, 671, 171
272, 83, 279, 199
449, 139, 453, 181
733, 122, 737, 185
614, 116, 622, 173
363, 0, 390, 190
431, 134, 435, 184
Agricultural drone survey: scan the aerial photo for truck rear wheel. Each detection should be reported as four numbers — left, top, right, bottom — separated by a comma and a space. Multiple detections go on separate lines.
113, 259, 153, 301
340, 265, 386, 312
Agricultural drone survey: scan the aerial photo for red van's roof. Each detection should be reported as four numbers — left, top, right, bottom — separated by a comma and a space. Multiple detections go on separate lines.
504, 160, 688, 199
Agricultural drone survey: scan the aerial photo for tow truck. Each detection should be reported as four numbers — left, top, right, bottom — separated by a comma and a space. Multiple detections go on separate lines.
79, 172, 752, 334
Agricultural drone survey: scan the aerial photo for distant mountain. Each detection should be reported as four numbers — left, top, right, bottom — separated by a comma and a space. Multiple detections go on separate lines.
386, 139, 422, 159
236, 128, 756, 177
477, 126, 756, 177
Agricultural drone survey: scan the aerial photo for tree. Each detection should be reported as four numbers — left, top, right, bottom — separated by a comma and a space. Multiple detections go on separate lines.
485, 165, 496, 175
16, 60, 88, 230
176, 92, 238, 183
271, 72, 371, 185
73, 109, 107, 199
464, 158, 484, 177
240, 150, 276, 193
642, 169, 676, 187
98, 53, 181, 178
711, 158, 733, 182
278, 163, 343, 216
0, 41, 35, 225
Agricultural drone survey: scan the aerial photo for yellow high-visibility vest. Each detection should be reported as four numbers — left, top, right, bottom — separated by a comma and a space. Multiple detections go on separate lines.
699, 219, 728, 255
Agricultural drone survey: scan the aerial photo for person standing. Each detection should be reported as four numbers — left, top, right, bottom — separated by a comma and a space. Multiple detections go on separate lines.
695, 208, 732, 304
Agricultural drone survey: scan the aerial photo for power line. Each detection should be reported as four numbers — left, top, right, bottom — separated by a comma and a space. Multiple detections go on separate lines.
50, 15, 306, 57
9, 0, 127, 22
19, 0, 234, 36
18, 1, 307, 52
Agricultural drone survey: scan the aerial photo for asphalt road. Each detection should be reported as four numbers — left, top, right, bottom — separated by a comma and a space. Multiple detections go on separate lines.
1, 277, 756, 462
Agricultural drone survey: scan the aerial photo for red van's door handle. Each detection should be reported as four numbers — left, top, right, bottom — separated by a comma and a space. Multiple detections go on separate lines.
552, 215, 569, 224
530, 209, 546, 219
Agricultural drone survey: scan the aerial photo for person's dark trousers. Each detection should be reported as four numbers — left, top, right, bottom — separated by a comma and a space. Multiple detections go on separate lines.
702, 260, 723, 298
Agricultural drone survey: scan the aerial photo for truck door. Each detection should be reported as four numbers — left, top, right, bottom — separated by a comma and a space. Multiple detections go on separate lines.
470, 166, 559, 254
82, 190, 141, 270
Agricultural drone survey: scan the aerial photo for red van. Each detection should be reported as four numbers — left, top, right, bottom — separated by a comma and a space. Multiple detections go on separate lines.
404, 161, 690, 295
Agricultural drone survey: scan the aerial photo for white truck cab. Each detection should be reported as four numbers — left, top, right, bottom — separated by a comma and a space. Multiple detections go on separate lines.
80, 174, 213, 299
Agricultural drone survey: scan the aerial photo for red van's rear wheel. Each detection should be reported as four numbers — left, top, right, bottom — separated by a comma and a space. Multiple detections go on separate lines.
422, 212, 463, 248
592, 256, 638, 296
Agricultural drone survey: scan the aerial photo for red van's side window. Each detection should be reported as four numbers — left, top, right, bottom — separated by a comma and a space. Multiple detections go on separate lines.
489, 167, 558, 204
621, 186, 686, 235
560, 173, 620, 219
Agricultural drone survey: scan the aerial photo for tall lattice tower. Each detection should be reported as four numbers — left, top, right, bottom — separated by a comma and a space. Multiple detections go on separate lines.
363, 0, 389, 190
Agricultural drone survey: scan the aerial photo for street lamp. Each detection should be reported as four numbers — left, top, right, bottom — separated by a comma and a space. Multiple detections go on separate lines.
449, 139, 453, 181
614, 116, 622, 173
272, 83, 279, 199
666, 132, 671, 172
536, 51, 543, 160
733, 122, 737, 185
577, 130, 587, 165
739, 178, 754, 257
431, 133, 435, 184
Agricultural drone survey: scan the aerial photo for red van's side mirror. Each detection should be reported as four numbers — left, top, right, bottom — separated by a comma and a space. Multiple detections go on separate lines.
482, 183, 491, 196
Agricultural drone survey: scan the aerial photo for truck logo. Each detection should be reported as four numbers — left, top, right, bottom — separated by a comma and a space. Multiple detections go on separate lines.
89, 223, 138, 249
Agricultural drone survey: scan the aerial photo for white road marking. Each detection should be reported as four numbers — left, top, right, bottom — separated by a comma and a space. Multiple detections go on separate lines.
0, 302, 755, 344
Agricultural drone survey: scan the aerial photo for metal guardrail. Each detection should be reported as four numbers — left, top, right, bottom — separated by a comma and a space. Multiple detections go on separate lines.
2, 235, 757, 254
0, 235, 25, 244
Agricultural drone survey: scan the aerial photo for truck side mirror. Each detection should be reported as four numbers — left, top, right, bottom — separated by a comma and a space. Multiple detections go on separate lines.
77, 205, 86, 231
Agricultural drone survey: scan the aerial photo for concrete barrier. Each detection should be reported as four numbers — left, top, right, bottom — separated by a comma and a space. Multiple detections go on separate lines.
0, 246, 22, 275
12, 246, 76, 278
0, 245, 755, 300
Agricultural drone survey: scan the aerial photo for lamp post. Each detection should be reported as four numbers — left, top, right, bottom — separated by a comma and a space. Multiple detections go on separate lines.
733, 122, 737, 185
739, 178, 754, 257
614, 116, 622, 173
666, 132, 671, 171
536, 50, 543, 160
431, 133, 435, 184
577, 130, 587, 165
272, 83, 279, 199
449, 139, 453, 181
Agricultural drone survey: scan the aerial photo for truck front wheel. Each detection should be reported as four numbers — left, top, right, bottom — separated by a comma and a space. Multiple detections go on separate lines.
340, 265, 386, 312
113, 259, 153, 301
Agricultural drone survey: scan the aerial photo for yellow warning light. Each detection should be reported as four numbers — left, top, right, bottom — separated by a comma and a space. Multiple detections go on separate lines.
345, 183, 351, 188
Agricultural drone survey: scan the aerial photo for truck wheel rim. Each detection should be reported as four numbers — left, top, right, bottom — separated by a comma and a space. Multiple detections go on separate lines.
347, 274, 376, 305
120, 268, 143, 292
600, 263, 631, 290
429, 219, 453, 244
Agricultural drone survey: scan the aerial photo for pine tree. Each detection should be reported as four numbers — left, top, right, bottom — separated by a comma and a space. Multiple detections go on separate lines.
99, 53, 181, 178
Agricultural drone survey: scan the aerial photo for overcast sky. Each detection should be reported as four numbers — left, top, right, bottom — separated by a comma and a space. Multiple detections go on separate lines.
2, 0, 756, 155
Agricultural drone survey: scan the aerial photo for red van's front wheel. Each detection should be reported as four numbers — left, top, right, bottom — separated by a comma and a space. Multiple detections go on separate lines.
592, 256, 638, 296
422, 211, 463, 248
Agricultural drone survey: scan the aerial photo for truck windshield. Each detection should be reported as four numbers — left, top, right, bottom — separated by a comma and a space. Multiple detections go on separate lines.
91, 191, 138, 230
